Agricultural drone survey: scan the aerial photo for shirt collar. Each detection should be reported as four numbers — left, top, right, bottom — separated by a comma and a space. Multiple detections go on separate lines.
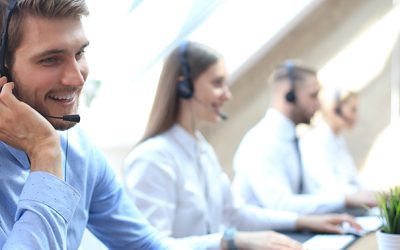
266, 108, 297, 140
320, 120, 336, 137
318, 120, 344, 145
169, 123, 208, 158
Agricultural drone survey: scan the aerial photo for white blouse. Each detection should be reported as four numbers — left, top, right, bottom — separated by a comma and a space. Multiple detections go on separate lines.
300, 121, 360, 195
123, 124, 298, 250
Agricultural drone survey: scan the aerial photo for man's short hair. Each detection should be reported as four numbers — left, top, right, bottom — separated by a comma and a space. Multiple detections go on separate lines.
270, 59, 317, 86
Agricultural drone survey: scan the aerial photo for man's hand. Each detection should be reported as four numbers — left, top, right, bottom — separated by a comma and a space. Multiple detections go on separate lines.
0, 78, 62, 178
345, 190, 378, 208
296, 213, 362, 234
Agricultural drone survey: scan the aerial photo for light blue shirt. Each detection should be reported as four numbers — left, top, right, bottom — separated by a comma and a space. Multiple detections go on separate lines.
0, 126, 168, 250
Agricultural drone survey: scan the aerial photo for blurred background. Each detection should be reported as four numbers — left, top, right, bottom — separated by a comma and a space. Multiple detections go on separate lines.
79, 0, 399, 248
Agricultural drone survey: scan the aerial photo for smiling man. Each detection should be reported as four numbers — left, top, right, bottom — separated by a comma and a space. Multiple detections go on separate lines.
0, 0, 176, 249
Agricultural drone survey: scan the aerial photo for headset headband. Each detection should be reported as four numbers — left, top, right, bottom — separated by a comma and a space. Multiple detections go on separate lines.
179, 41, 190, 82
176, 41, 194, 99
284, 60, 297, 103
0, 0, 18, 76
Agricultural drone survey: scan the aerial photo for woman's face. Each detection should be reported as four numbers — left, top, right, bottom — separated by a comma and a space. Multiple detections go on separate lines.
191, 59, 232, 124
336, 95, 358, 129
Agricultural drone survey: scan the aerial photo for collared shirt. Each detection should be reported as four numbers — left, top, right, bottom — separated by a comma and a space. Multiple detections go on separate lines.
232, 108, 345, 215
0, 126, 168, 250
300, 121, 360, 195
124, 124, 299, 250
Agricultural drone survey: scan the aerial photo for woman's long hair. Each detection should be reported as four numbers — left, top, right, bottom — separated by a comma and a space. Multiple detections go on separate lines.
140, 41, 221, 142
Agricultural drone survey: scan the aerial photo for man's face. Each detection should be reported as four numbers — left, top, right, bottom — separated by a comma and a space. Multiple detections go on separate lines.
293, 74, 320, 124
11, 14, 89, 130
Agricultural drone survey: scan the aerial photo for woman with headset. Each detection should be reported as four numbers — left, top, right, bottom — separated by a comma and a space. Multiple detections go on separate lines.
300, 88, 377, 205
123, 42, 361, 250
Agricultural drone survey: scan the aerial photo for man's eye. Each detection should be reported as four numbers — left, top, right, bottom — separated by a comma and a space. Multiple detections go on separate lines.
213, 79, 224, 87
76, 50, 86, 59
40, 57, 59, 64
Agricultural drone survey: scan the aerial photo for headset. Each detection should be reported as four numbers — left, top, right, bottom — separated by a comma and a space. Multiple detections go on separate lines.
283, 60, 297, 103
176, 41, 194, 99
333, 89, 355, 125
0, 0, 18, 80
334, 89, 343, 116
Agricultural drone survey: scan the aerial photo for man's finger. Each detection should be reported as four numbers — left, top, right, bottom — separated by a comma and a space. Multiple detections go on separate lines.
339, 214, 362, 231
0, 76, 9, 93
1, 81, 14, 92
0, 82, 16, 104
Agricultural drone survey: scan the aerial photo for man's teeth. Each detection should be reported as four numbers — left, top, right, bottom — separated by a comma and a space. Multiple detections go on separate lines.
50, 95, 74, 100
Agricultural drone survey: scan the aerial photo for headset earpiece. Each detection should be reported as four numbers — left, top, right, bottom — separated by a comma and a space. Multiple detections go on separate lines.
0, 66, 12, 81
176, 41, 194, 99
335, 104, 342, 116
334, 89, 352, 124
334, 89, 343, 116
285, 91, 296, 103
284, 60, 296, 103
176, 79, 193, 99
0, 0, 18, 80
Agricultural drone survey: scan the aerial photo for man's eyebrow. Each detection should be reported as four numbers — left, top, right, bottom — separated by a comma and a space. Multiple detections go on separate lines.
33, 49, 65, 60
33, 41, 90, 60
81, 41, 90, 51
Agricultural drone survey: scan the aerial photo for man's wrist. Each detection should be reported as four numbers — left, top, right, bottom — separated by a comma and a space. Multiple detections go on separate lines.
29, 139, 63, 178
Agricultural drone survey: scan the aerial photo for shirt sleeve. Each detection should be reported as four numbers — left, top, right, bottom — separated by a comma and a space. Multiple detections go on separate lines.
173, 233, 223, 250
221, 173, 299, 231
85, 152, 170, 250
2, 171, 80, 250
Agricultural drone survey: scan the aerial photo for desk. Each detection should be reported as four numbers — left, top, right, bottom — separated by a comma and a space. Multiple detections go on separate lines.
281, 231, 378, 250
348, 233, 377, 250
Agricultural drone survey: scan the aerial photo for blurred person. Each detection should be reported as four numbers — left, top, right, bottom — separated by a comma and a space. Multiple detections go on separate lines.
0, 0, 181, 249
232, 61, 377, 215
124, 42, 361, 250
300, 88, 376, 201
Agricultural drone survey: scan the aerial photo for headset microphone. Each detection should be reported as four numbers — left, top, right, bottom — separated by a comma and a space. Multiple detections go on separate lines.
218, 111, 228, 120
45, 114, 81, 123
193, 96, 228, 121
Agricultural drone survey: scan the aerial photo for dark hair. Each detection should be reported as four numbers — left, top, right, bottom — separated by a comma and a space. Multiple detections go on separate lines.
0, 0, 89, 68
141, 41, 221, 142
